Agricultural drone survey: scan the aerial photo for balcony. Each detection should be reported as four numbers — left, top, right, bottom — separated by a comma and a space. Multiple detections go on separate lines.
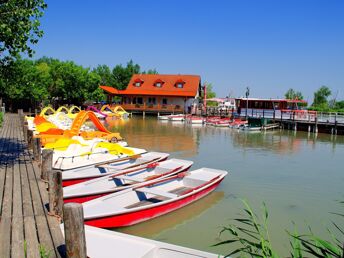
112, 103, 184, 113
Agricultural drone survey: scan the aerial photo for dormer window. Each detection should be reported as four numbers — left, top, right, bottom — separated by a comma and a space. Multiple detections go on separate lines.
133, 78, 144, 87
154, 79, 165, 88
175, 79, 185, 88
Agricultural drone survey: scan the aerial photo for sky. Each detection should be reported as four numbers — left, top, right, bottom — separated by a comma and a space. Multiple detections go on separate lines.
33, 0, 344, 102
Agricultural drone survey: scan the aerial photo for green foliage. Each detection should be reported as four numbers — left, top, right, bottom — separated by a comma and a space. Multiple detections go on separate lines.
312, 86, 332, 108
214, 200, 344, 258
92, 64, 112, 86
0, 111, 3, 127
111, 60, 141, 90
213, 200, 278, 257
285, 88, 304, 100
0, 0, 47, 63
39, 244, 52, 258
24, 241, 51, 258
0, 57, 158, 107
204, 83, 216, 99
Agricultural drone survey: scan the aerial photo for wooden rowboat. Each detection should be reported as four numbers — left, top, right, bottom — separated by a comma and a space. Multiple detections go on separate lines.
62, 152, 169, 187
63, 158, 193, 203
60, 224, 222, 258
82, 168, 228, 228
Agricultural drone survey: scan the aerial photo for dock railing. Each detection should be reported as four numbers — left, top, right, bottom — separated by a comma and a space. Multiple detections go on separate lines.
238, 109, 344, 125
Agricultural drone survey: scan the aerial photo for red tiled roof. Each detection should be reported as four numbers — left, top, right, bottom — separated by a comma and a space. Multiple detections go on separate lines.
100, 74, 201, 97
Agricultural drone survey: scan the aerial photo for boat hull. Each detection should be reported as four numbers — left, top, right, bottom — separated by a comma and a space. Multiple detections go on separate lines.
62, 177, 97, 187
84, 178, 224, 228
64, 192, 108, 203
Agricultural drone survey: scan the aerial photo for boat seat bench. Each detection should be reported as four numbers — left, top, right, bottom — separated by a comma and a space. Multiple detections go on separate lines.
114, 175, 144, 182
135, 187, 178, 199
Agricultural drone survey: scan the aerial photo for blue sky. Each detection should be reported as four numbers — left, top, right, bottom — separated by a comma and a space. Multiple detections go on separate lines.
34, 0, 344, 102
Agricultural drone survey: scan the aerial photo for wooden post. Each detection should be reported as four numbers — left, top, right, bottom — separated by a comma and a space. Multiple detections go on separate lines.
34, 109, 38, 115
27, 129, 34, 149
334, 113, 338, 135
49, 170, 63, 216
23, 125, 28, 142
63, 203, 87, 258
33, 137, 41, 162
280, 110, 283, 122
273, 110, 276, 122
314, 117, 318, 133
41, 149, 53, 180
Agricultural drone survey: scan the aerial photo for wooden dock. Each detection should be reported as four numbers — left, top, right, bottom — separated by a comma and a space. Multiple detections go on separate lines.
0, 113, 64, 258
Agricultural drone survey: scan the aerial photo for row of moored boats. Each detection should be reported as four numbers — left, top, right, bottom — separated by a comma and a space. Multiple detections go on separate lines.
26, 106, 227, 258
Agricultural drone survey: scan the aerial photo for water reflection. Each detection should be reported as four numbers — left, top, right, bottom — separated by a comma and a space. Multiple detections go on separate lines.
105, 117, 344, 156
116, 191, 225, 238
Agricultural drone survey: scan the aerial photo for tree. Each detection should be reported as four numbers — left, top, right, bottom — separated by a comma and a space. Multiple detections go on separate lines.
142, 68, 158, 74
0, 0, 47, 64
111, 60, 141, 90
204, 83, 216, 99
93, 64, 113, 86
312, 86, 331, 107
284, 88, 304, 100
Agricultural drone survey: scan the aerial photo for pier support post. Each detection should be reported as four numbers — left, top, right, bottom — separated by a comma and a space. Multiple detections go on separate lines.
33, 137, 41, 162
49, 170, 63, 217
308, 125, 311, 132
23, 124, 28, 143
143, 111, 145, 119
334, 120, 338, 135
27, 129, 33, 149
41, 149, 53, 180
294, 122, 297, 131
314, 117, 318, 134
63, 203, 87, 258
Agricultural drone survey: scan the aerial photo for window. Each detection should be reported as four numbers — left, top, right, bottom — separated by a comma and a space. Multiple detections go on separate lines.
175, 79, 185, 88
162, 98, 168, 105
154, 79, 164, 88
147, 97, 156, 104
137, 97, 143, 105
133, 78, 144, 87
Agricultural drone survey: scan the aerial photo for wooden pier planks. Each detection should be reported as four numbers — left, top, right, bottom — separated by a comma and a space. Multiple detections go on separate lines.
0, 113, 64, 258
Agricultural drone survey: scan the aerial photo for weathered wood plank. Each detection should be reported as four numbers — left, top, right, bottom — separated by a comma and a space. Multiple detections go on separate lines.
23, 216, 40, 258
0, 217, 12, 258
11, 156, 25, 258
36, 215, 58, 258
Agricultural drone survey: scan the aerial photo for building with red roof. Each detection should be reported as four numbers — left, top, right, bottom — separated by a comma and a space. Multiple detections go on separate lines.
100, 74, 202, 113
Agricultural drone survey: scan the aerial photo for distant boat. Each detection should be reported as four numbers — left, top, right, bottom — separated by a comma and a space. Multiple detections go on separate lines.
187, 116, 204, 124
168, 114, 186, 122
60, 224, 222, 258
63, 158, 193, 203
82, 168, 228, 228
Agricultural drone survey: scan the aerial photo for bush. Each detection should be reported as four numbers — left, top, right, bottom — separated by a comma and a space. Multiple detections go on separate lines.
0, 112, 3, 127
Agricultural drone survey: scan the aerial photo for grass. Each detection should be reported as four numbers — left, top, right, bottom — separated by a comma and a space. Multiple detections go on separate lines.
24, 241, 52, 258
214, 199, 343, 257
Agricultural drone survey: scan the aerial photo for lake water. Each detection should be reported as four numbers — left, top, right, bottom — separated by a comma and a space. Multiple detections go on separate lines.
103, 116, 344, 256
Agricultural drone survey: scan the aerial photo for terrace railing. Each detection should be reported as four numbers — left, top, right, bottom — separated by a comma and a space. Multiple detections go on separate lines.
115, 103, 184, 113
238, 108, 344, 125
